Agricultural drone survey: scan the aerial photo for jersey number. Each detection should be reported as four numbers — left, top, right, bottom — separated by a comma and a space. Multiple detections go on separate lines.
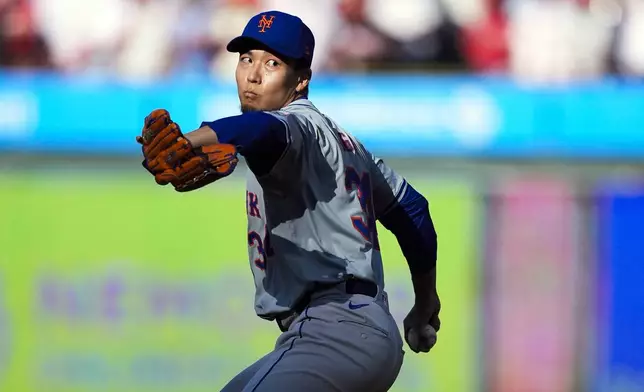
248, 229, 273, 270
345, 167, 380, 250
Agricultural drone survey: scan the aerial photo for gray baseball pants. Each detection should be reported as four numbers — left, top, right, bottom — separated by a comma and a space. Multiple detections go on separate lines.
220, 283, 405, 392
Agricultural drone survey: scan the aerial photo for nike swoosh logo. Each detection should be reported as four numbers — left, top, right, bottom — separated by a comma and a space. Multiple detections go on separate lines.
348, 301, 369, 310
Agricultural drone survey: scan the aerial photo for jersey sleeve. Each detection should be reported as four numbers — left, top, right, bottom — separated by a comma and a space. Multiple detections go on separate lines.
258, 110, 310, 187
368, 154, 408, 219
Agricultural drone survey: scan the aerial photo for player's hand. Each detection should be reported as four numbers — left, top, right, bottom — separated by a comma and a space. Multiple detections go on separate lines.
403, 303, 440, 353
136, 109, 239, 192
136, 109, 193, 184
136, 109, 179, 159
403, 269, 441, 353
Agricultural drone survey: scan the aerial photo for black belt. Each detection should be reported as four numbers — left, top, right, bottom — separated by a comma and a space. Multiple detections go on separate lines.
344, 278, 379, 297
276, 278, 378, 332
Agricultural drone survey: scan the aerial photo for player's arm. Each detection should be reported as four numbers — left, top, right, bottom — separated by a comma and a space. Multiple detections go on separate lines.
369, 155, 440, 351
185, 111, 290, 176
377, 182, 439, 319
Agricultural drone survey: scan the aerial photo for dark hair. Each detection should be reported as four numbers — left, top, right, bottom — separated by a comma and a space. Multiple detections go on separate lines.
293, 57, 312, 71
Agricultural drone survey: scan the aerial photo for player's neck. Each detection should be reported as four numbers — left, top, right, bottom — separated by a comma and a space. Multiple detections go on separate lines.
288, 93, 307, 105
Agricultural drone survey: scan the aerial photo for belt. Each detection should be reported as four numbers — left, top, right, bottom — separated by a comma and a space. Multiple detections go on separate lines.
276, 278, 378, 332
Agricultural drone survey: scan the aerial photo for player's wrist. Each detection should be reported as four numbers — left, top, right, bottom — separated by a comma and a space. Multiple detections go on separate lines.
411, 267, 436, 295
184, 125, 219, 148
411, 268, 439, 315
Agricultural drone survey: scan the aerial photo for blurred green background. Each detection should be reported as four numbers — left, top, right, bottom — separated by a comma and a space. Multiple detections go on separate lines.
3, 157, 642, 392
0, 163, 481, 392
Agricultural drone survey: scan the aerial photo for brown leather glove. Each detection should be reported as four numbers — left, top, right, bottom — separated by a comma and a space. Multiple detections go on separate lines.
137, 109, 239, 192
159, 144, 239, 192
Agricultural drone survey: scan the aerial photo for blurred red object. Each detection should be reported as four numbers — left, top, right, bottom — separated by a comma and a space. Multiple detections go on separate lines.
459, 0, 508, 72
338, 0, 366, 23
0, 0, 50, 68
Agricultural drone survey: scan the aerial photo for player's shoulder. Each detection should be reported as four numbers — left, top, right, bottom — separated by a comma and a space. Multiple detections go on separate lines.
268, 98, 373, 158
269, 98, 317, 119
281, 97, 317, 113
267, 98, 333, 134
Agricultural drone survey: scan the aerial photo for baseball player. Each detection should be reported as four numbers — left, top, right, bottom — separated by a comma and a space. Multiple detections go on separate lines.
136, 10, 440, 392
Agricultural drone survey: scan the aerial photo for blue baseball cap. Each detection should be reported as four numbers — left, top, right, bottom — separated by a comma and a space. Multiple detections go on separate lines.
226, 10, 315, 68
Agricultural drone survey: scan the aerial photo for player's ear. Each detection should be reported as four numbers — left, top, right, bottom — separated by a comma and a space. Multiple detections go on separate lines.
295, 78, 309, 94
295, 69, 311, 94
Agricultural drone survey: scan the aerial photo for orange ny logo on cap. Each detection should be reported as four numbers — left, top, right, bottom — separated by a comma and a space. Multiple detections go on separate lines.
258, 15, 275, 33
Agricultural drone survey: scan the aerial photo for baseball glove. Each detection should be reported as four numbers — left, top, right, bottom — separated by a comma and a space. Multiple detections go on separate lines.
137, 109, 239, 192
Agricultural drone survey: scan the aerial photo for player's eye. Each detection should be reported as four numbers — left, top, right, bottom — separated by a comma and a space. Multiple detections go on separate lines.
240, 56, 252, 64
266, 59, 280, 68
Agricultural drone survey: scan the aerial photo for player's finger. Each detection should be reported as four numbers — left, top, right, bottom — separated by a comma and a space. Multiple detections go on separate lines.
154, 169, 176, 185
140, 111, 172, 146
403, 327, 414, 351
145, 109, 170, 129
175, 156, 207, 182
145, 126, 181, 158
407, 341, 420, 354
429, 313, 441, 332
147, 140, 193, 172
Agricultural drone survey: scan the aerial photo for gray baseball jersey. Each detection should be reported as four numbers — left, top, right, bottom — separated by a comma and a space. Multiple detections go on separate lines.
244, 99, 407, 319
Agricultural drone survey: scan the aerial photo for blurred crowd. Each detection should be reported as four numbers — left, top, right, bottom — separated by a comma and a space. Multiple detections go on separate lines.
0, 0, 643, 83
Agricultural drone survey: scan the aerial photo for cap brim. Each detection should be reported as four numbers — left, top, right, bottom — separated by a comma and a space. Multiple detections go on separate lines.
226, 36, 261, 54
226, 36, 302, 62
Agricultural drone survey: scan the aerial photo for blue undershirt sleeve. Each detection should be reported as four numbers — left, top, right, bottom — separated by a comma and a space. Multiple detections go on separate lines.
200, 111, 288, 177
378, 182, 438, 274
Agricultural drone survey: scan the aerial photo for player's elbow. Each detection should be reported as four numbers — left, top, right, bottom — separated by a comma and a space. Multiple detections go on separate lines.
379, 184, 434, 239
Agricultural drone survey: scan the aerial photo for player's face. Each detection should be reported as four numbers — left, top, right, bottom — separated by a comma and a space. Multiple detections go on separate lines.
236, 49, 308, 113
